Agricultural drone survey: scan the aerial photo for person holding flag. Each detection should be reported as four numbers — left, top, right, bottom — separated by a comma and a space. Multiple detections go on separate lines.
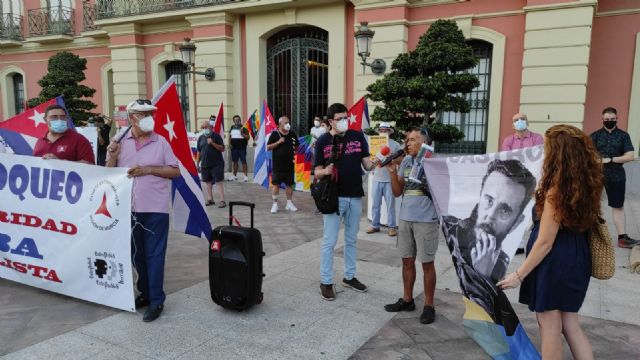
267, 116, 299, 213
228, 114, 250, 182
106, 99, 180, 323
33, 104, 95, 164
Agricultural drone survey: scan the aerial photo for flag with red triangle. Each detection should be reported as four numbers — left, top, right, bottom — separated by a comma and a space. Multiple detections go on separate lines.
347, 96, 371, 131
151, 76, 212, 239
213, 102, 224, 138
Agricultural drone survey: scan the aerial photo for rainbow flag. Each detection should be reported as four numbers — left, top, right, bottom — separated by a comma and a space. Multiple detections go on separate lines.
294, 134, 314, 192
243, 110, 259, 140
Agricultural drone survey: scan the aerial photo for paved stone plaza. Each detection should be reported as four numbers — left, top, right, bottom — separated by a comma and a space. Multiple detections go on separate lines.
2, 176, 640, 359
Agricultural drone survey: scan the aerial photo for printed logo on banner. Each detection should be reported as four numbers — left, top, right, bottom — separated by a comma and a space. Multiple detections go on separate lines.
89, 180, 121, 231
87, 251, 125, 290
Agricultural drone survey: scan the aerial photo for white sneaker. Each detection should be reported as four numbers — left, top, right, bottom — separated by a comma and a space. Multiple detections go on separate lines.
270, 203, 278, 213
228, 175, 237, 181
285, 202, 298, 212
243, 176, 248, 182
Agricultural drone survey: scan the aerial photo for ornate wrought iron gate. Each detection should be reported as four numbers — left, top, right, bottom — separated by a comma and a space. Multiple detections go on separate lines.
267, 27, 328, 135
438, 40, 493, 154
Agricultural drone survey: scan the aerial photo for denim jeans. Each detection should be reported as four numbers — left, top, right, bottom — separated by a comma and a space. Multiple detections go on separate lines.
131, 212, 169, 306
320, 197, 362, 285
371, 181, 396, 229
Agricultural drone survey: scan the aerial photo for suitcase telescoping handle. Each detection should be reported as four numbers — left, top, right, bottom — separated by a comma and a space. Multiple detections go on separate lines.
228, 201, 255, 228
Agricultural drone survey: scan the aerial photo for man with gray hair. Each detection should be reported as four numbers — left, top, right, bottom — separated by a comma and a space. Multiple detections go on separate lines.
267, 116, 299, 213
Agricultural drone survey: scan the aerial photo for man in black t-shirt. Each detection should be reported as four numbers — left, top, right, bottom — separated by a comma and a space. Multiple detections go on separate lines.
267, 116, 299, 213
314, 103, 376, 301
197, 120, 227, 208
590, 106, 638, 248
228, 115, 250, 182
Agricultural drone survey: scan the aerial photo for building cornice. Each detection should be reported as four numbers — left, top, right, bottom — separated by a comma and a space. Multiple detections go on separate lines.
595, 7, 640, 18
523, 0, 597, 13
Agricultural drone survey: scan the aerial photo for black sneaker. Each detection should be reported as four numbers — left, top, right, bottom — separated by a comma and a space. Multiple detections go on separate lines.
135, 295, 150, 309
384, 298, 415, 312
420, 305, 435, 324
143, 304, 164, 322
342, 277, 368, 292
618, 235, 640, 248
320, 284, 336, 301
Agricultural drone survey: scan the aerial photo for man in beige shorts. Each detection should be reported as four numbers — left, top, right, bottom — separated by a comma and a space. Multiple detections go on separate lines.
384, 127, 439, 324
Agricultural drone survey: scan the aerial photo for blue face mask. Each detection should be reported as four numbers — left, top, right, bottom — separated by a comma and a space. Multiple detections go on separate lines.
50, 120, 68, 133
514, 119, 527, 131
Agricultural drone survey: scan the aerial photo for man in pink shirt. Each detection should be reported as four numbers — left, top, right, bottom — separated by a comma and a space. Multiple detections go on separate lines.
501, 113, 543, 151
106, 99, 179, 322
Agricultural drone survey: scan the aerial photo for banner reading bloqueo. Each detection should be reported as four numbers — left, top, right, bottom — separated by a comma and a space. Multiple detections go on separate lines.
424, 146, 544, 360
0, 153, 135, 312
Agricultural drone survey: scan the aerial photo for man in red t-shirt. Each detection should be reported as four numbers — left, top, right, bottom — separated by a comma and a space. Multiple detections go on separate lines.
32, 105, 95, 164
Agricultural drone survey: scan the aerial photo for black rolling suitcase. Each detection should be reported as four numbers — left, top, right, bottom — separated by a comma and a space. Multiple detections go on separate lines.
209, 201, 264, 311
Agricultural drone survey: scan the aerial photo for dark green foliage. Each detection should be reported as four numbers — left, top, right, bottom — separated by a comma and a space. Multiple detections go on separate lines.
27, 51, 97, 125
367, 19, 479, 144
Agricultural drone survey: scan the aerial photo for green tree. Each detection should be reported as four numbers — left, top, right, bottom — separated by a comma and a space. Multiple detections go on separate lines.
27, 51, 97, 125
367, 19, 480, 144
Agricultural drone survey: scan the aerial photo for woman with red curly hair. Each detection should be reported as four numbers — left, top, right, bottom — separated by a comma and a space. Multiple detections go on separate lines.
498, 124, 603, 360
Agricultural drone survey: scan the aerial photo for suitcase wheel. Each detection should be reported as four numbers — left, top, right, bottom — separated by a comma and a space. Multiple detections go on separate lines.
257, 292, 264, 304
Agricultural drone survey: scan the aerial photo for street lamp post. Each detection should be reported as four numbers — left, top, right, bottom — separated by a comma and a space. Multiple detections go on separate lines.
179, 38, 215, 131
354, 22, 386, 75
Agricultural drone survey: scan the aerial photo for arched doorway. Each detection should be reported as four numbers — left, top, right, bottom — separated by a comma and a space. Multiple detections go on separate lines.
267, 26, 328, 135
438, 40, 493, 154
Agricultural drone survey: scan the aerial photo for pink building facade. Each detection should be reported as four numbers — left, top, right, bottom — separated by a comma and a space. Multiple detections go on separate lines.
1, 0, 639, 153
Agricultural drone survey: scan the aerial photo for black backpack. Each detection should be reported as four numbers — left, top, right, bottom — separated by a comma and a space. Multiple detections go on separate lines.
311, 135, 345, 214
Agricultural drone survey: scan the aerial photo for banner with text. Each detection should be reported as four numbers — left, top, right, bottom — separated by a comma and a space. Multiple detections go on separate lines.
0, 153, 135, 312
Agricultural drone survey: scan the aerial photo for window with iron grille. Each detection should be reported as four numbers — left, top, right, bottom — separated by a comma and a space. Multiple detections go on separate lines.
165, 61, 190, 129
267, 26, 328, 136
437, 40, 493, 155
13, 73, 25, 115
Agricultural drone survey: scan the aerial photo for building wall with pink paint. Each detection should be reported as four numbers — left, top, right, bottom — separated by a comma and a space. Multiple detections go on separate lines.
1, 0, 639, 153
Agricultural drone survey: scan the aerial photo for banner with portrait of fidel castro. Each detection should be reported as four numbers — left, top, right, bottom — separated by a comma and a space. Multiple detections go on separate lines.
424, 145, 544, 359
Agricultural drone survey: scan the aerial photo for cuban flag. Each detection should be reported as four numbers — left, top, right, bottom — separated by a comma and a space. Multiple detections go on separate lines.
151, 76, 213, 240
347, 96, 371, 131
253, 100, 277, 189
0, 96, 69, 155
213, 102, 224, 138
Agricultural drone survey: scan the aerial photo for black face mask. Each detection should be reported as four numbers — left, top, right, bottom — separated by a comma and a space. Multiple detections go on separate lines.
604, 121, 617, 130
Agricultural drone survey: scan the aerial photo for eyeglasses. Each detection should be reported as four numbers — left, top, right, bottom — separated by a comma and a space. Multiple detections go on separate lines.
135, 99, 152, 105
333, 117, 348, 121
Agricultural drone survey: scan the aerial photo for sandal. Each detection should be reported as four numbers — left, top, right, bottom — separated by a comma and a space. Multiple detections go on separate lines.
206, 200, 215, 206
218, 201, 227, 208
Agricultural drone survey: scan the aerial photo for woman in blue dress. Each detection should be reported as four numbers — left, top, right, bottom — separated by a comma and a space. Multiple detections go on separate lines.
498, 124, 602, 360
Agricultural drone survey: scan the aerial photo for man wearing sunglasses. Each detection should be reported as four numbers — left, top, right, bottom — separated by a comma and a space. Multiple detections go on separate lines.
106, 99, 180, 322
314, 103, 376, 301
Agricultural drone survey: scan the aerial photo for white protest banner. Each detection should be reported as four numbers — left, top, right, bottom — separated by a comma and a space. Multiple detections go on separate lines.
0, 153, 135, 312
77, 127, 98, 162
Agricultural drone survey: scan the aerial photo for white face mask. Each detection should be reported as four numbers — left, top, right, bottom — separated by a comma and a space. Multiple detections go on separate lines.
284, 123, 291, 131
138, 116, 155, 132
318, 126, 327, 135
336, 119, 348, 133
314, 120, 320, 127
209, 120, 215, 126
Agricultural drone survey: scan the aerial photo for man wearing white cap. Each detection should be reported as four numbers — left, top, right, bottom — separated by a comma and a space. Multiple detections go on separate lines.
106, 99, 180, 322
367, 122, 401, 237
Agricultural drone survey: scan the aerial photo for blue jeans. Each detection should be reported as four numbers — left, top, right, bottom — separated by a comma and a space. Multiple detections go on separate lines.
131, 212, 169, 306
371, 181, 396, 229
320, 197, 362, 285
